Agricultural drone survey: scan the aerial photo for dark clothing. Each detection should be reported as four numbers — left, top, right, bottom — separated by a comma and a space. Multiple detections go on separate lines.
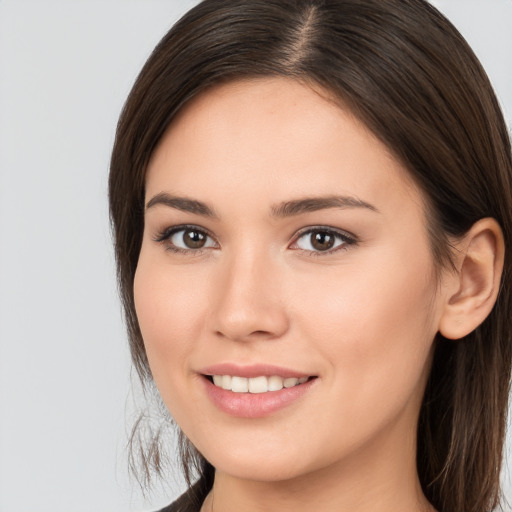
157, 485, 204, 512
158, 497, 199, 512
157, 497, 197, 512
157, 469, 213, 512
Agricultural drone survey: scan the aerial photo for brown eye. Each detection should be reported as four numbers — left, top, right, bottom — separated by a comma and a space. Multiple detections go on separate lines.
310, 231, 335, 251
182, 229, 207, 248
167, 227, 217, 251
293, 228, 354, 253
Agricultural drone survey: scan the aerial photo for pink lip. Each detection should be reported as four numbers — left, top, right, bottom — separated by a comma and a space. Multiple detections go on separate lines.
199, 364, 317, 418
198, 363, 313, 379
202, 378, 316, 418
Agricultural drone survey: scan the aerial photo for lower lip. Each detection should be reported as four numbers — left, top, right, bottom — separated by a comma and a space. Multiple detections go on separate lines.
202, 377, 316, 418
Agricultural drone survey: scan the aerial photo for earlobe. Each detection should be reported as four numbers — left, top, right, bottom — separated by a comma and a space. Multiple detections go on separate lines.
438, 218, 505, 340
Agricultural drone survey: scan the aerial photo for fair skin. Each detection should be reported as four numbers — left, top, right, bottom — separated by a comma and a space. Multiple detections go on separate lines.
134, 78, 503, 512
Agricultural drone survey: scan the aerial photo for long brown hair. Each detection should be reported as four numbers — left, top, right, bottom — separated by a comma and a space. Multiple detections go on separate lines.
109, 1, 512, 511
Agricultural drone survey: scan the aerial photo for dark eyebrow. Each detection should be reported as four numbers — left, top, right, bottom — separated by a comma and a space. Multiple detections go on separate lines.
271, 195, 379, 217
145, 192, 218, 218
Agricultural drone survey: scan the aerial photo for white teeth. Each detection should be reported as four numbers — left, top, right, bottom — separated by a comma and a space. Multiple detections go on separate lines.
268, 375, 284, 391
248, 376, 268, 394
231, 376, 249, 393
211, 374, 310, 393
283, 377, 298, 388
221, 375, 232, 390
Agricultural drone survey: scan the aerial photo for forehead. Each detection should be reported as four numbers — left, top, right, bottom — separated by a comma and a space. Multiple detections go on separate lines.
146, 77, 424, 217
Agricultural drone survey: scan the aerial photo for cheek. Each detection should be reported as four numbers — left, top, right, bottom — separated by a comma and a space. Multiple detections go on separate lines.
133, 253, 208, 388
293, 249, 438, 419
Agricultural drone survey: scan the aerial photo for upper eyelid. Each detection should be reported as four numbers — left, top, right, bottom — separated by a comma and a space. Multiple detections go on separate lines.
292, 225, 357, 242
153, 224, 217, 242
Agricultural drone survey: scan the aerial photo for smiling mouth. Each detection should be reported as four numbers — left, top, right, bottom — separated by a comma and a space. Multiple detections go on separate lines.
206, 375, 315, 393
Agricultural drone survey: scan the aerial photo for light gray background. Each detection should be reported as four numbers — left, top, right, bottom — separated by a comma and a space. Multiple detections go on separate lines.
0, 1, 511, 511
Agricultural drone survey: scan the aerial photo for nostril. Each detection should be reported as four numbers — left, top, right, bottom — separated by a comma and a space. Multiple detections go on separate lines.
214, 329, 276, 341
252, 330, 274, 337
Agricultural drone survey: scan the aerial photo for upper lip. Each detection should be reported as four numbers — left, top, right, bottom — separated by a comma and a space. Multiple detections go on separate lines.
198, 363, 314, 379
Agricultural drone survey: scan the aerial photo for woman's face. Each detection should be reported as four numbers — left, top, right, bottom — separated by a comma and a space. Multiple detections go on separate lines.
135, 78, 448, 482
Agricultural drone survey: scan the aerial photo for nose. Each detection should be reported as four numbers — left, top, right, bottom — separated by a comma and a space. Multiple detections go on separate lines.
208, 249, 290, 342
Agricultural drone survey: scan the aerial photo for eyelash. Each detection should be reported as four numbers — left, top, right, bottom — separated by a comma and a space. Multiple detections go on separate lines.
152, 224, 357, 256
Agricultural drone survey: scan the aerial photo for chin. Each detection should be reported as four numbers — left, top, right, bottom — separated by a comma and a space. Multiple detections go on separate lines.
211, 454, 308, 483
193, 431, 329, 483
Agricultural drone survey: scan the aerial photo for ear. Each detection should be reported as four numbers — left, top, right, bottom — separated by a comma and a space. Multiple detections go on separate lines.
439, 218, 505, 340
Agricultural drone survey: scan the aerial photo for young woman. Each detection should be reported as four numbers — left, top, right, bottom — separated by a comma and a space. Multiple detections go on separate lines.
109, 1, 512, 511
